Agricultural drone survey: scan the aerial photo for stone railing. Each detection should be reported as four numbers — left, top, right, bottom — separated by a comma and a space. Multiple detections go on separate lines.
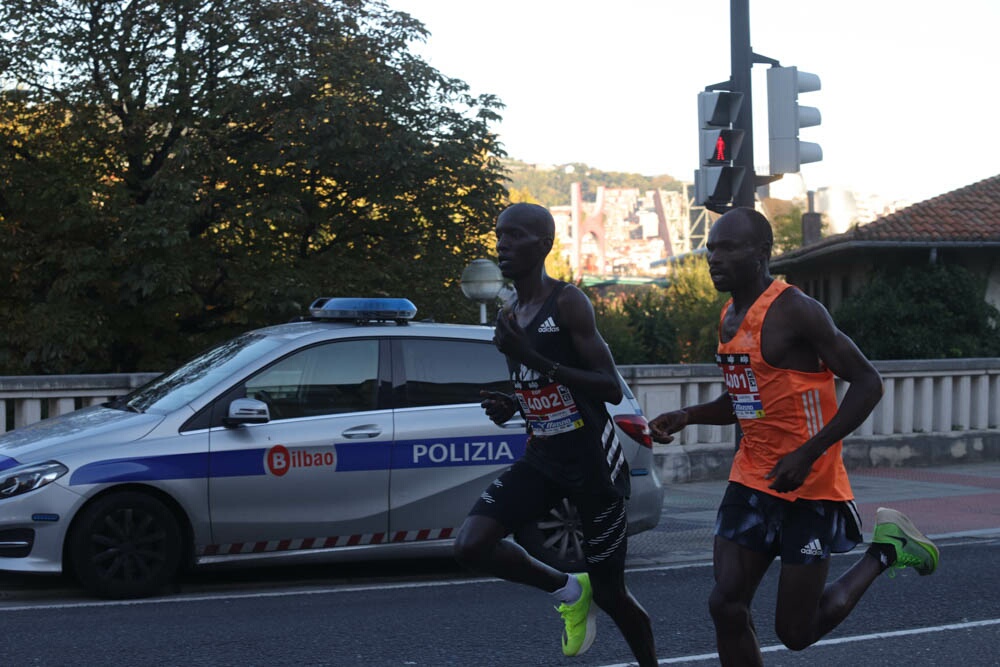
620, 358, 1000, 481
2, 360, 998, 481
0, 373, 159, 433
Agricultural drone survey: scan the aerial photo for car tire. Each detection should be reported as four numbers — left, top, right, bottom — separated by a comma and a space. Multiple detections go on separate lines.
514, 497, 586, 572
68, 491, 183, 599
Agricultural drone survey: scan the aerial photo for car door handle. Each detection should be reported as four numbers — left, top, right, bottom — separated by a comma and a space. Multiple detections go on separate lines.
341, 424, 383, 438
501, 419, 526, 429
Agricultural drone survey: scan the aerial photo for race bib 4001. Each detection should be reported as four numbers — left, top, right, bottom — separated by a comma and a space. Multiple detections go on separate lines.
514, 382, 584, 436
717, 353, 766, 420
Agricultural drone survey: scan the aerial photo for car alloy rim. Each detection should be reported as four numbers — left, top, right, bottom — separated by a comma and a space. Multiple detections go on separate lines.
89, 507, 168, 582
536, 497, 584, 563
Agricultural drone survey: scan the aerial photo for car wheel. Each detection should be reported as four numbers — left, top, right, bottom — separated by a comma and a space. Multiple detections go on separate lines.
68, 491, 182, 599
514, 497, 586, 572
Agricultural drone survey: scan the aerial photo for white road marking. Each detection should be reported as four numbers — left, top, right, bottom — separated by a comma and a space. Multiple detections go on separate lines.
595, 618, 1000, 666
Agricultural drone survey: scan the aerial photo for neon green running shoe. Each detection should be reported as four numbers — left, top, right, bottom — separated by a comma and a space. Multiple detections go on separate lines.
872, 507, 939, 576
556, 573, 596, 656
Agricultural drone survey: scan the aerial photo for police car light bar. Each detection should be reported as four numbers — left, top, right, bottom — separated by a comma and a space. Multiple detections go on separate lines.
309, 297, 417, 324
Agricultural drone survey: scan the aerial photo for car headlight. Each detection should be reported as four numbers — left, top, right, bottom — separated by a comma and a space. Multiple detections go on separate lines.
0, 461, 69, 499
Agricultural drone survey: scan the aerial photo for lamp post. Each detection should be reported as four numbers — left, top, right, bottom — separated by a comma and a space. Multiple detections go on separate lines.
461, 259, 504, 324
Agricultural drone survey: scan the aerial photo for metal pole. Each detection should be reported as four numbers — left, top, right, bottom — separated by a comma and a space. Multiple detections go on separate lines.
730, 0, 755, 209
479, 302, 487, 325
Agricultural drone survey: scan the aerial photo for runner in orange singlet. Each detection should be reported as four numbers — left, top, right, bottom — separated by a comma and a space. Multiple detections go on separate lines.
650, 207, 939, 667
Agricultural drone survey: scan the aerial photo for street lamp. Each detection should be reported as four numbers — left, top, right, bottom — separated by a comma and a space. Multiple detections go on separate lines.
461, 259, 504, 324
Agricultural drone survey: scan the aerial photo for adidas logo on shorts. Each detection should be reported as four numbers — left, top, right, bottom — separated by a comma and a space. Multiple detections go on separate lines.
800, 538, 824, 556
537, 316, 559, 333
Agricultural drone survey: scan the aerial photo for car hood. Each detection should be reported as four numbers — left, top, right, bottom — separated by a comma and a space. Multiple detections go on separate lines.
0, 406, 164, 466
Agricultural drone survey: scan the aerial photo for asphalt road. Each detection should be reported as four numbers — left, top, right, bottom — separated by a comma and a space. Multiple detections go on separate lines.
0, 536, 996, 666
0, 462, 996, 665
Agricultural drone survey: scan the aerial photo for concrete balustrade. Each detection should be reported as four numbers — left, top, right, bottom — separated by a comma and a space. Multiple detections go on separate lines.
1, 360, 998, 481
620, 358, 1000, 481
0, 373, 159, 433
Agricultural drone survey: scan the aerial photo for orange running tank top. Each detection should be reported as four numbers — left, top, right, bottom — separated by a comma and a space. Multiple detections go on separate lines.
716, 280, 853, 501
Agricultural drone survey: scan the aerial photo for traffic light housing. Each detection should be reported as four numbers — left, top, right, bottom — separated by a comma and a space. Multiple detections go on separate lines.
766, 66, 822, 175
694, 90, 745, 208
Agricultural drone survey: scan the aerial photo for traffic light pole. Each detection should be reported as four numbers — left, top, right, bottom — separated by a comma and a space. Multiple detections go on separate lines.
729, 0, 754, 209
697, 0, 785, 214
725, 0, 781, 211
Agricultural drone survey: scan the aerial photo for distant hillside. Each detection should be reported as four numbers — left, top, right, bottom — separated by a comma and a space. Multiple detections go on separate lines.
503, 159, 683, 208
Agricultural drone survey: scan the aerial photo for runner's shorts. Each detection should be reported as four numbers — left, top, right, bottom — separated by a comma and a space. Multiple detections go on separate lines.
469, 460, 627, 572
715, 482, 863, 565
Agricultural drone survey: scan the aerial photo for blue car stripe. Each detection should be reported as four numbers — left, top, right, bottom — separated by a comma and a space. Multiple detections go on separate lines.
0, 456, 20, 472
67, 434, 528, 485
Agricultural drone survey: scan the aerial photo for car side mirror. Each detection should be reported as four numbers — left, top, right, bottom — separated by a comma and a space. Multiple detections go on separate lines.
223, 398, 271, 427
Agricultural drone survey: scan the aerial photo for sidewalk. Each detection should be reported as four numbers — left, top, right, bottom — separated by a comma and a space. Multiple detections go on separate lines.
627, 460, 1000, 567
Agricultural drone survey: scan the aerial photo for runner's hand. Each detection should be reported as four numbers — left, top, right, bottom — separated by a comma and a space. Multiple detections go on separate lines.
765, 447, 815, 493
649, 410, 688, 444
493, 308, 532, 363
480, 390, 517, 425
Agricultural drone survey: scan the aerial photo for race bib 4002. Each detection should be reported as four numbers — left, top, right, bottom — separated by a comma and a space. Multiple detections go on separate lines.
514, 382, 584, 436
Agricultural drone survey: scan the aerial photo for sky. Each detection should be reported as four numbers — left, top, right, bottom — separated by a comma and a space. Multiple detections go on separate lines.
387, 0, 1000, 205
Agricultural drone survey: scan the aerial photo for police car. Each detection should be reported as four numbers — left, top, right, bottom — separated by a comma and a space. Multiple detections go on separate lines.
0, 298, 663, 598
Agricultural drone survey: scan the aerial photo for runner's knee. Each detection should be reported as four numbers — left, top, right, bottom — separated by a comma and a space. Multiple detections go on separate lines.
774, 620, 813, 652
708, 585, 749, 628
453, 520, 498, 568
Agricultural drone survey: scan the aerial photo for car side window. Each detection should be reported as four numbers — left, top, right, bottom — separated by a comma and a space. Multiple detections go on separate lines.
399, 339, 510, 408
245, 339, 378, 419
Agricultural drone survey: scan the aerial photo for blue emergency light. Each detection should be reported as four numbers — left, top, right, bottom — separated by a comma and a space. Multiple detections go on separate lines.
308, 297, 417, 324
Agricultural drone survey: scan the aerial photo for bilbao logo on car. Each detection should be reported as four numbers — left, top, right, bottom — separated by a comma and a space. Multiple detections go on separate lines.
265, 444, 337, 477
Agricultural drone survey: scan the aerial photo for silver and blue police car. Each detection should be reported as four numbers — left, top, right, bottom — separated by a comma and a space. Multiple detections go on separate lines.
0, 298, 663, 598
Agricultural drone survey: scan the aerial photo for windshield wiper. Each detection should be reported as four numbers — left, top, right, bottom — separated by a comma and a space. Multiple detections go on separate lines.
107, 397, 142, 413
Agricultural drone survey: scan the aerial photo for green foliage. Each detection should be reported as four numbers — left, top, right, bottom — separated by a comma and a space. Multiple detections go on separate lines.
770, 205, 832, 254
661, 254, 730, 363
504, 160, 681, 208
834, 263, 1000, 360
771, 206, 804, 253
0, 0, 507, 373
589, 255, 727, 365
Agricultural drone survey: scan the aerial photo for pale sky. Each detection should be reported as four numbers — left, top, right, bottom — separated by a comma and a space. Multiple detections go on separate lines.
388, 0, 1000, 204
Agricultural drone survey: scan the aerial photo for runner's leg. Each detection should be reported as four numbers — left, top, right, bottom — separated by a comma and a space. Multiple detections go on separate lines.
454, 462, 569, 592
578, 493, 655, 665
454, 513, 567, 591
774, 551, 882, 648
710, 536, 773, 667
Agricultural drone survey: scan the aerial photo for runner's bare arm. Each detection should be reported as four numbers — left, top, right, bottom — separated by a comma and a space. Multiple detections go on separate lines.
765, 292, 883, 492
783, 292, 883, 459
649, 391, 735, 443
548, 285, 623, 404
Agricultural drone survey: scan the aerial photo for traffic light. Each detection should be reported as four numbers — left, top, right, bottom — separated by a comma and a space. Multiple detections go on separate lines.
694, 90, 745, 208
766, 66, 822, 175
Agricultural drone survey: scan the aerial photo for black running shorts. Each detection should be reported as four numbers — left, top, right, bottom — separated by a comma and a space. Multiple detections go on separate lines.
715, 482, 863, 565
469, 459, 628, 571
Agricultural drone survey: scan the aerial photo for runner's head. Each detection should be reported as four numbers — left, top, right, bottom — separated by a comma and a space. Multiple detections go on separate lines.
706, 207, 774, 292
495, 203, 555, 280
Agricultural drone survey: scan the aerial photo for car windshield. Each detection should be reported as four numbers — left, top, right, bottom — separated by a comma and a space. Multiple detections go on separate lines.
112, 332, 286, 414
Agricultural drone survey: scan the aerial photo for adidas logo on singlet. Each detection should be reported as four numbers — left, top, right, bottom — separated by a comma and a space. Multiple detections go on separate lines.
537, 316, 560, 333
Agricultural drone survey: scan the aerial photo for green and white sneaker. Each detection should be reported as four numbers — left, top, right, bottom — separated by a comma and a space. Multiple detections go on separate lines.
556, 573, 596, 656
872, 507, 939, 576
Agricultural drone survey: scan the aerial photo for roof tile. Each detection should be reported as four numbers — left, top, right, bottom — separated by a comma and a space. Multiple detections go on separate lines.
773, 174, 1000, 263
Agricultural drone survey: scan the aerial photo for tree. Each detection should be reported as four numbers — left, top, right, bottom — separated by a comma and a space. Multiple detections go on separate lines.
661, 254, 729, 363
0, 0, 507, 373
834, 263, 1000, 360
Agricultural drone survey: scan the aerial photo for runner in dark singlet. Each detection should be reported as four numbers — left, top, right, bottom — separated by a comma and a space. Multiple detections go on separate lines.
453, 203, 656, 666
